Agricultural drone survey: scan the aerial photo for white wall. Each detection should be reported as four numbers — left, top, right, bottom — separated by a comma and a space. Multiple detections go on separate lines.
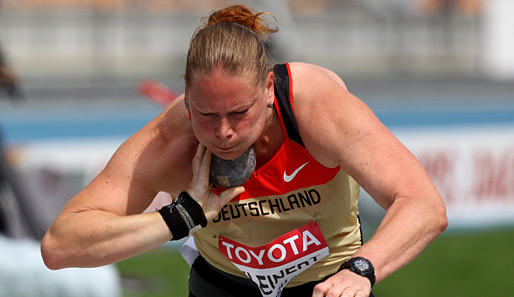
11, 123, 514, 231
482, 0, 514, 79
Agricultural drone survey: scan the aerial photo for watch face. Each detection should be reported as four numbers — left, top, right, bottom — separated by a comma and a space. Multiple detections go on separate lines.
353, 258, 370, 272
344, 257, 375, 287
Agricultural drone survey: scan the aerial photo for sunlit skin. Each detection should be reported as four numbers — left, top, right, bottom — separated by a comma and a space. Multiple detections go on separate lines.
40, 61, 447, 297
186, 67, 276, 161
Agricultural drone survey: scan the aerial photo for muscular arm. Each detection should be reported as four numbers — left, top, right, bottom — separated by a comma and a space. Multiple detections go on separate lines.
290, 63, 448, 286
41, 97, 197, 269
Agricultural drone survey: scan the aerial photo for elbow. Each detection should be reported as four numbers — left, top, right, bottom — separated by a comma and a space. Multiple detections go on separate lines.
41, 232, 67, 270
434, 211, 449, 236
433, 199, 449, 236
438, 211, 449, 234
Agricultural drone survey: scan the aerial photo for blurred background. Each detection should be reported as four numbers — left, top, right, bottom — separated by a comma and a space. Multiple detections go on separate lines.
1, 0, 513, 296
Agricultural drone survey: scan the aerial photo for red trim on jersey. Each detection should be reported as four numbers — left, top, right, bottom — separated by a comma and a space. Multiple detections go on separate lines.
213, 140, 340, 201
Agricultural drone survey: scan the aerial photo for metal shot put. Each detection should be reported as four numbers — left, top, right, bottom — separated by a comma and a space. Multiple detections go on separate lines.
210, 146, 256, 188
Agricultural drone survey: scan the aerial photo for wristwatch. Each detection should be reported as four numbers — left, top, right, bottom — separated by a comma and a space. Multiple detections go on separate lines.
339, 257, 376, 287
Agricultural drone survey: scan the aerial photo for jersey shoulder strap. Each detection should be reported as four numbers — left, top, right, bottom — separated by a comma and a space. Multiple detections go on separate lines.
273, 63, 304, 147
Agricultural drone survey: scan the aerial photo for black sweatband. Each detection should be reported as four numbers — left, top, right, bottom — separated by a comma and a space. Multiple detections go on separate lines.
158, 191, 207, 241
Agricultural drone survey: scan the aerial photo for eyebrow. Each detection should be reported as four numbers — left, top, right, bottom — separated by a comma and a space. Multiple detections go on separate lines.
232, 99, 256, 111
194, 96, 258, 114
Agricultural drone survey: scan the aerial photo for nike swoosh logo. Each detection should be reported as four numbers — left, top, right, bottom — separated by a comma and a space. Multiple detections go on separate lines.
284, 162, 309, 183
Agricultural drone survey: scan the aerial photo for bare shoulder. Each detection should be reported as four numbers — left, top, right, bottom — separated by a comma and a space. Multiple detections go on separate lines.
287, 62, 355, 167
65, 95, 197, 215
287, 63, 432, 210
112, 95, 197, 195
288, 62, 348, 91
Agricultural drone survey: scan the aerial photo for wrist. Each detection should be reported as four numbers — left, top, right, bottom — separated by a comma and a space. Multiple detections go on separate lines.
158, 191, 207, 241
185, 188, 204, 208
339, 257, 376, 287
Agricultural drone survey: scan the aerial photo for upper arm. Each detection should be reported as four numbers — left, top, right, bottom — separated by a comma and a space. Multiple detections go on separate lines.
290, 63, 439, 209
61, 96, 196, 216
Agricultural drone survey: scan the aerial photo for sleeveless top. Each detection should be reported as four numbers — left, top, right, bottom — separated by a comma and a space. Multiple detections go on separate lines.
193, 63, 362, 287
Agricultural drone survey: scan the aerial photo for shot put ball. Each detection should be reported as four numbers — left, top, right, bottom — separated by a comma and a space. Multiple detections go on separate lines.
209, 146, 256, 188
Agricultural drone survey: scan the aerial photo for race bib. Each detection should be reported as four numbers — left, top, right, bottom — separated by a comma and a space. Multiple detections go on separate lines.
219, 221, 329, 297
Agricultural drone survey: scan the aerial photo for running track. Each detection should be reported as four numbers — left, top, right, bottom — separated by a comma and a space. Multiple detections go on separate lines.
1, 79, 513, 143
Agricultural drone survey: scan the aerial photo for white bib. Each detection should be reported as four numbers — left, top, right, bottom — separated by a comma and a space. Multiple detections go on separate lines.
219, 221, 329, 297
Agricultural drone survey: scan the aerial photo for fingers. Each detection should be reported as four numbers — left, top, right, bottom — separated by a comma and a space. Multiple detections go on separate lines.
193, 143, 212, 184
188, 143, 211, 203
341, 287, 359, 297
219, 186, 245, 206
189, 143, 246, 221
313, 286, 363, 297
204, 186, 245, 221
191, 143, 206, 175
312, 271, 371, 297
312, 282, 331, 297
199, 146, 212, 182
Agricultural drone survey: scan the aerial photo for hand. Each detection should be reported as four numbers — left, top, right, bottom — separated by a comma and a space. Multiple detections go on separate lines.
186, 143, 245, 221
312, 269, 372, 297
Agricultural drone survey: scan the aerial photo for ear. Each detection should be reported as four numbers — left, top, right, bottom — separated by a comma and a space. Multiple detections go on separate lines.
184, 84, 190, 110
184, 84, 192, 119
265, 71, 274, 102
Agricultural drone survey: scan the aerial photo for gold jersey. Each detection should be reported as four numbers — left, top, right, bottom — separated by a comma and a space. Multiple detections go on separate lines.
193, 63, 362, 287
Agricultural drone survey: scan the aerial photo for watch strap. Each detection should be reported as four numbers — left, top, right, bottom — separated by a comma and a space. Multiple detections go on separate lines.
339, 257, 376, 287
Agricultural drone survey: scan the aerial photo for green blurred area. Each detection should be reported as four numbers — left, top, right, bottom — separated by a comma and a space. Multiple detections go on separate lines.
115, 247, 190, 297
373, 228, 514, 297
115, 228, 514, 297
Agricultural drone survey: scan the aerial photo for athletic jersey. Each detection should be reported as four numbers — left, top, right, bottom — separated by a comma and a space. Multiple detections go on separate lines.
193, 63, 362, 287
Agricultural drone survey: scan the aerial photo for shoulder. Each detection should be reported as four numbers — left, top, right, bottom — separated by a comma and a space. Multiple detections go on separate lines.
126, 95, 194, 153
286, 63, 354, 167
108, 95, 197, 195
65, 95, 197, 216
287, 62, 348, 91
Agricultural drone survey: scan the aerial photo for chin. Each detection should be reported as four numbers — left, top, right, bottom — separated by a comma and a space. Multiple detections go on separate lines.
213, 150, 242, 160
212, 144, 252, 160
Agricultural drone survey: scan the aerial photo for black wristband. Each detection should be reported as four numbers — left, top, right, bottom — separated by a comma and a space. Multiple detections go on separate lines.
158, 191, 207, 241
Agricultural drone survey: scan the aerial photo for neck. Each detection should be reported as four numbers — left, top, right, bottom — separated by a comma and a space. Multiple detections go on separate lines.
253, 108, 284, 168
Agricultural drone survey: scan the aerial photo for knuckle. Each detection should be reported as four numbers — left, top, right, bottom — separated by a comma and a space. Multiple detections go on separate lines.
313, 283, 327, 294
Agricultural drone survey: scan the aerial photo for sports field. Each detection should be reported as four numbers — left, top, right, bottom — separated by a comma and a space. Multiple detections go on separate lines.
2, 3, 513, 296
115, 227, 514, 297
2, 80, 513, 296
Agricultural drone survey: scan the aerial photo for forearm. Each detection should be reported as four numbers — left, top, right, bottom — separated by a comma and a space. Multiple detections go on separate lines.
353, 196, 448, 283
41, 210, 171, 269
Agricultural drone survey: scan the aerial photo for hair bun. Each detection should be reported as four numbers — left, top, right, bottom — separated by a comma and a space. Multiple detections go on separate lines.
202, 4, 278, 41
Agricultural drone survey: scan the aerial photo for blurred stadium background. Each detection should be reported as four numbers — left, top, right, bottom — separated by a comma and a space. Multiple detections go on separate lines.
1, 0, 513, 296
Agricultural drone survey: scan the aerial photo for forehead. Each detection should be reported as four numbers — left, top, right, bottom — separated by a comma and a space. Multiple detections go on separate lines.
188, 68, 261, 109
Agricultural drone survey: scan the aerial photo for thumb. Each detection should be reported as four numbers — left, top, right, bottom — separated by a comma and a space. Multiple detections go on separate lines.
219, 186, 245, 206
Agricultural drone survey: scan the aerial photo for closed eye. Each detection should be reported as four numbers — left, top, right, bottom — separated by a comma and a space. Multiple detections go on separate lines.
233, 109, 249, 115
198, 111, 215, 117
231, 109, 249, 118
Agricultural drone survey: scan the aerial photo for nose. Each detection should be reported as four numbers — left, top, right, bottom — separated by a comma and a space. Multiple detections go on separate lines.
216, 116, 234, 140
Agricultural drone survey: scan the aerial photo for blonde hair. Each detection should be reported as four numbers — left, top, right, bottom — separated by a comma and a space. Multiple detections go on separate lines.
185, 4, 278, 89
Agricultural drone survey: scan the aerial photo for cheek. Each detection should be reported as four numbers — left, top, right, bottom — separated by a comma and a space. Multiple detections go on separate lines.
239, 112, 265, 137
237, 118, 253, 130
191, 119, 213, 139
